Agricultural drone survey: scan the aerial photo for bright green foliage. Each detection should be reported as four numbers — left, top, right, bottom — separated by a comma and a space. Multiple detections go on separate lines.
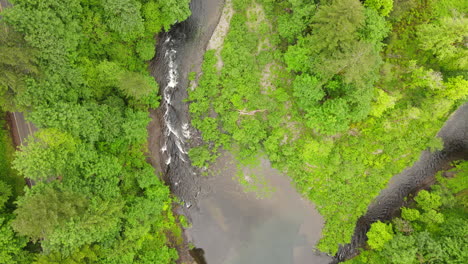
417, 15, 468, 71
360, 8, 391, 47
284, 40, 311, 73
366, 221, 394, 251
189, 146, 217, 168
414, 190, 442, 212
42, 198, 123, 255
13, 129, 77, 181
369, 89, 397, 117
157, 0, 191, 31
292, 74, 324, 110
0, 217, 32, 264
401, 207, 420, 221
436, 161, 468, 195
346, 173, 468, 263
190, 0, 467, 255
364, 0, 393, 17
136, 37, 156, 61
426, 137, 444, 152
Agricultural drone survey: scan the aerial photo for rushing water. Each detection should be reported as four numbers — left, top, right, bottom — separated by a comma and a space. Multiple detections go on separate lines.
150, 0, 224, 205
333, 102, 468, 263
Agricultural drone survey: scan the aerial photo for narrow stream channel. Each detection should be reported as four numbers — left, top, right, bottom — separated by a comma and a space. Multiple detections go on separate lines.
334, 102, 468, 263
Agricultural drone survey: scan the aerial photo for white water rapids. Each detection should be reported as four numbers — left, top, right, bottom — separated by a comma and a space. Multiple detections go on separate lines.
161, 37, 191, 165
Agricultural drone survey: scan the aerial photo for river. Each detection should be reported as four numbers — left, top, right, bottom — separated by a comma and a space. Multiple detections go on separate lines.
333, 102, 468, 262
149, 0, 331, 263
149, 0, 468, 263
149, 0, 224, 205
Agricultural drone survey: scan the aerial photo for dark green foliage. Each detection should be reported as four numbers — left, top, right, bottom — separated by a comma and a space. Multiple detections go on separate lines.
0, 130, 31, 262
101, 0, 145, 41
0, 181, 11, 210
1, 0, 191, 262
118, 71, 158, 100
281, 0, 383, 134
276, 1, 315, 43
0, 23, 38, 111
33, 245, 101, 264
0, 216, 32, 264
0, 116, 25, 198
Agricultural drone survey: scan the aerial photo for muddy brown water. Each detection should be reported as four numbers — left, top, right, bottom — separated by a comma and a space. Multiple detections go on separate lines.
186, 153, 332, 264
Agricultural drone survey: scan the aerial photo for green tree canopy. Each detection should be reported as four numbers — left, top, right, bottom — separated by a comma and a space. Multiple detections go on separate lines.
0, 23, 38, 111
12, 185, 88, 242
0, 216, 32, 264
13, 129, 78, 181
417, 15, 468, 71
366, 221, 395, 251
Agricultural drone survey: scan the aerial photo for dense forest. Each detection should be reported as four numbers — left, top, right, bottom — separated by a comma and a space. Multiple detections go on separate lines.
189, 0, 467, 257
0, 0, 191, 263
346, 161, 467, 263
0, 0, 467, 263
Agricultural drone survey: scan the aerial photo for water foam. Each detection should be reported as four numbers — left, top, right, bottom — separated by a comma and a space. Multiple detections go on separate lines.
161, 37, 190, 165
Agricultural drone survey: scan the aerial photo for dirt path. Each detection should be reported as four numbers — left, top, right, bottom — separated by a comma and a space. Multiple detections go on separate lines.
6, 112, 37, 188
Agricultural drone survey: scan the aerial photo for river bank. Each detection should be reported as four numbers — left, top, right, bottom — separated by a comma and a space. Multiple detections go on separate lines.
147, 0, 334, 263
149, 0, 224, 205
147, 0, 225, 262
334, 102, 468, 262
